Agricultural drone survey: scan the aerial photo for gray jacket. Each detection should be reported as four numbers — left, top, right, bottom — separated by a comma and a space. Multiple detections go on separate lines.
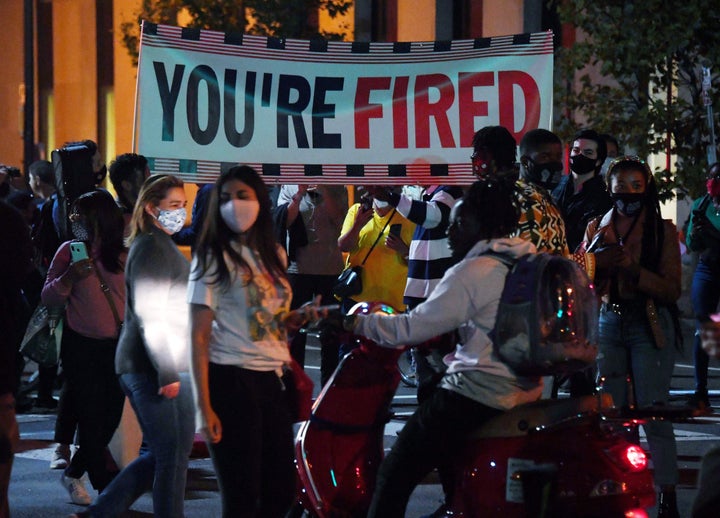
116, 230, 190, 387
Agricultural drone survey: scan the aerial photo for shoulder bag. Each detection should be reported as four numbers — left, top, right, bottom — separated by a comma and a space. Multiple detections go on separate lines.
333, 208, 396, 299
20, 305, 64, 366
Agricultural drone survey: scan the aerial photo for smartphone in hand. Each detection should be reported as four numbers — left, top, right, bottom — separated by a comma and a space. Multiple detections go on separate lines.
360, 196, 373, 211
389, 223, 402, 237
70, 242, 89, 263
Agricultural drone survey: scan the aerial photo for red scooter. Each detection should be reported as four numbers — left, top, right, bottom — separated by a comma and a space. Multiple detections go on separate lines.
292, 303, 657, 518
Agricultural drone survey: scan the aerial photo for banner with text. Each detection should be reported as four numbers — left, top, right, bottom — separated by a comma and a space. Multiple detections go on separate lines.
135, 22, 554, 185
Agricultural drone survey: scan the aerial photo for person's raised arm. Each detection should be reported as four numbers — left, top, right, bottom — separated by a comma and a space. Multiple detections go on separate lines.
337, 204, 373, 253
278, 185, 307, 227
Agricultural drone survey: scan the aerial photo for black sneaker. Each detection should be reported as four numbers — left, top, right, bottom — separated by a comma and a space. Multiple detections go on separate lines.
687, 391, 713, 415
657, 490, 680, 518
33, 396, 59, 412
14, 397, 35, 414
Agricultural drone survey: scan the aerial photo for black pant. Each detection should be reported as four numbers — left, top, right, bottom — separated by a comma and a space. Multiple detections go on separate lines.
367, 387, 502, 518
53, 374, 79, 444
61, 327, 124, 490
208, 363, 295, 518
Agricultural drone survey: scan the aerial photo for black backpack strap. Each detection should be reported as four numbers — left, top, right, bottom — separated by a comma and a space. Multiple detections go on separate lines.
482, 250, 517, 270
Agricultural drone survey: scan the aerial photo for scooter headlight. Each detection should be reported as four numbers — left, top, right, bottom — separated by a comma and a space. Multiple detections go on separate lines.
347, 301, 398, 317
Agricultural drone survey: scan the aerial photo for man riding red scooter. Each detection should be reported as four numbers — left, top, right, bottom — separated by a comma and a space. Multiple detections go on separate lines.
293, 178, 655, 517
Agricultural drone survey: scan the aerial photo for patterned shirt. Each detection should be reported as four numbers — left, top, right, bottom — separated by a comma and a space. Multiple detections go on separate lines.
515, 179, 569, 256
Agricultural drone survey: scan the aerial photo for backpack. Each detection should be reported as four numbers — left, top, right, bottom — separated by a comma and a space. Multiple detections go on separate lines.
52, 143, 101, 241
487, 252, 599, 377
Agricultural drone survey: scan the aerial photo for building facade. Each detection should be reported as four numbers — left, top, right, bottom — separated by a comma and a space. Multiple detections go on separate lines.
0, 0, 559, 172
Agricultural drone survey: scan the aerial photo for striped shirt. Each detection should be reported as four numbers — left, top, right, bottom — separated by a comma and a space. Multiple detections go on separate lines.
389, 185, 464, 308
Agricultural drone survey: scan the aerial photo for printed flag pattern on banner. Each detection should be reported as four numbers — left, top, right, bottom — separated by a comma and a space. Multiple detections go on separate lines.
135, 22, 554, 185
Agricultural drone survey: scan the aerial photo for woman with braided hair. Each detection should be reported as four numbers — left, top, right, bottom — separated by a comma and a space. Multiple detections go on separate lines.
582, 156, 682, 518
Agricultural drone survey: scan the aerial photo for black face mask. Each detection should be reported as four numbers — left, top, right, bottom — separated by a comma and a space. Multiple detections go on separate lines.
526, 159, 564, 190
95, 165, 107, 185
611, 192, 645, 217
447, 203, 482, 259
569, 154, 597, 176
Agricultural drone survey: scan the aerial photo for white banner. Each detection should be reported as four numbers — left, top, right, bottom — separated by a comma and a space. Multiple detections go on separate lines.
135, 22, 554, 184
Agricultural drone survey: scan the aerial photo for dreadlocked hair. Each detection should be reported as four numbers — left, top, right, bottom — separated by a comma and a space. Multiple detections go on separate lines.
607, 157, 664, 273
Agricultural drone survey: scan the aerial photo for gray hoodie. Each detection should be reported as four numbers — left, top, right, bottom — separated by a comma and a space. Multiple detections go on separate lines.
354, 236, 543, 410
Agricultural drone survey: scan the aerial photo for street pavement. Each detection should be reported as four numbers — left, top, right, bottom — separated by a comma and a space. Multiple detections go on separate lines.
8, 317, 720, 517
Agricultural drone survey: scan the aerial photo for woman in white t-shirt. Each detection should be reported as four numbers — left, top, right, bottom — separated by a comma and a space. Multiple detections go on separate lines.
188, 165, 321, 518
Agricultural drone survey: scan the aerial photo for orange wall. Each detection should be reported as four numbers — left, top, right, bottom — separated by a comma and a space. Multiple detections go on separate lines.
483, 0, 524, 36
396, 0, 436, 40
0, 0, 25, 168
113, 0, 141, 155
52, 0, 99, 148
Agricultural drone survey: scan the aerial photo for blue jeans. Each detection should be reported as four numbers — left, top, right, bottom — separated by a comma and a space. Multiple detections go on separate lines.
598, 303, 679, 487
87, 372, 194, 518
691, 260, 720, 392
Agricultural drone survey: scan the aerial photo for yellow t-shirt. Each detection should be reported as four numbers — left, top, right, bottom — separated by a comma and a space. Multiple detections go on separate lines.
340, 204, 415, 311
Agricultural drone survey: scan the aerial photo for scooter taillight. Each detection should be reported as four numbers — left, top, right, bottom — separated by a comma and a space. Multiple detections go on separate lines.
623, 445, 648, 471
624, 509, 650, 518
604, 443, 648, 472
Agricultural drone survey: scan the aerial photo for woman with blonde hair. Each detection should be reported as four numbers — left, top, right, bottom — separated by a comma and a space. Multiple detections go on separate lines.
79, 174, 194, 518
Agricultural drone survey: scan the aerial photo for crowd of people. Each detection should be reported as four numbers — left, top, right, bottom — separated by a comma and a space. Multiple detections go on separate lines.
0, 121, 715, 518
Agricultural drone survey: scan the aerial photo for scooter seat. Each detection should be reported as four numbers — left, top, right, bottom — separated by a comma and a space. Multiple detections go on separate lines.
470, 393, 614, 438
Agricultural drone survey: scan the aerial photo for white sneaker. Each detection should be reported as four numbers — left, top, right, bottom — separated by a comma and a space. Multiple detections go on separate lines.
50, 443, 70, 469
61, 473, 91, 506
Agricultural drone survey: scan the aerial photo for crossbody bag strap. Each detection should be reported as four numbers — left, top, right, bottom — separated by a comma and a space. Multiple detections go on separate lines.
359, 208, 397, 266
93, 263, 122, 330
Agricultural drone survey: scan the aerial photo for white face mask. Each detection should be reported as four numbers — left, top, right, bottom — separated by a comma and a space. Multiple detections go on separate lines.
373, 199, 391, 210
402, 185, 424, 201
156, 207, 187, 235
220, 199, 260, 234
